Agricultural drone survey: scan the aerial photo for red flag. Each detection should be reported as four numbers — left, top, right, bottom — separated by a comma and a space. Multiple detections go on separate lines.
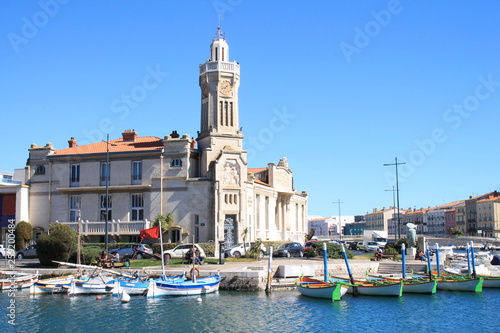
139, 226, 160, 239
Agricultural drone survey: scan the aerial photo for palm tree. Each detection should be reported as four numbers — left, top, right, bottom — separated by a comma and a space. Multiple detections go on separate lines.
241, 227, 249, 256
153, 213, 174, 231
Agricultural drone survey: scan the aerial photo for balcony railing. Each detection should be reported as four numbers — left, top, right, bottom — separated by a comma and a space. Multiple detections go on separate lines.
199, 61, 240, 75
58, 220, 150, 236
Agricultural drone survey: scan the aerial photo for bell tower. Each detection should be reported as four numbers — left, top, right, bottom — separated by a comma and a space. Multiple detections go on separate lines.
198, 27, 244, 177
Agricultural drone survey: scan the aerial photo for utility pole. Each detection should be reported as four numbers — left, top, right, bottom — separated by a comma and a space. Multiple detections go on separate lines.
384, 158, 405, 240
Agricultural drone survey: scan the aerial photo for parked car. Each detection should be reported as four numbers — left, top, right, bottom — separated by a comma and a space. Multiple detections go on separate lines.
303, 240, 320, 254
224, 242, 266, 258
348, 241, 364, 251
272, 242, 304, 258
163, 244, 206, 260
0, 244, 15, 258
364, 241, 380, 252
15, 244, 37, 259
111, 244, 153, 259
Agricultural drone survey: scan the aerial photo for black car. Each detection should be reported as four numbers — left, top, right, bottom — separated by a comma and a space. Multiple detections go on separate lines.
272, 242, 304, 257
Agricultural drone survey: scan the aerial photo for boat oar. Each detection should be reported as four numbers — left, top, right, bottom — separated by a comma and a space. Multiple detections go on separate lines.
401, 243, 406, 280
426, 245, 432, 279
323, 242, 328, 282
340, 244, 357, 295
470, 241, 477, 278
466, 244, 472, 275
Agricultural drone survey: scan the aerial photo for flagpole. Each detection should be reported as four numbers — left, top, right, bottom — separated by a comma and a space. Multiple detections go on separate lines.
159, 221, 165, 277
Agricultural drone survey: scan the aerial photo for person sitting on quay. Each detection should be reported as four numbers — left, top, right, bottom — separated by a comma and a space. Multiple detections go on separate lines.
110, 250, 120, 268
98, 251, 108, 267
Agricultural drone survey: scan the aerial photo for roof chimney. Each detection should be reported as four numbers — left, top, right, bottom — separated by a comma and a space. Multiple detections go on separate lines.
68, 137, 77, 148
122, 129, 137, 142
170, 130, 180, 138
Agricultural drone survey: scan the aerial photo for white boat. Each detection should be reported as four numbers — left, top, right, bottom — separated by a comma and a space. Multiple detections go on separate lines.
68, 274, 115, 295
146, 273, 222, 298
109, 273, 186, 296
436, 276, 483, 292
295, 276, 349, 300
30, 274, 88, 294
0, 271, 39, 290
367, 275, 437, 294
330, 275, 403, 297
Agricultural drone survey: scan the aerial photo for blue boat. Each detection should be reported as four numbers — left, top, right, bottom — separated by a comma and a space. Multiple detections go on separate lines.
146, 273, 222, 297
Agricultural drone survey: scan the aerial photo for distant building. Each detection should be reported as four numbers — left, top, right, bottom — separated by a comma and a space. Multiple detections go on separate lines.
476, 195, 500, 238
0, 170, 29, 244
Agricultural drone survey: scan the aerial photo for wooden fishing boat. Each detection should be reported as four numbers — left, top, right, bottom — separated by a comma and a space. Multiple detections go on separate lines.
109, 274, 186, 296
68, 274, 115, 295
330, 275, 403, 297
367, 275, 437, 294
0, 271, 39, 290
30, 274, 88, 294
295, 276, 349, 300
146, 273, 222, 298
414, 272, 483, 293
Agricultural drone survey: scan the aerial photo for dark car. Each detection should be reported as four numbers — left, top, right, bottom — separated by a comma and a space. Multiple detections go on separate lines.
16, 244, 37, 259
272, 242, 304, 258
303, 240, 320, 254
111, 244, 153, 259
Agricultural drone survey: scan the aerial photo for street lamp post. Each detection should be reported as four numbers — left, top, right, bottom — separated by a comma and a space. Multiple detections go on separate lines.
103, 134, 117, 253
384, 157, 406, 240
385, 186, 397, 241
333, 199, 344, 240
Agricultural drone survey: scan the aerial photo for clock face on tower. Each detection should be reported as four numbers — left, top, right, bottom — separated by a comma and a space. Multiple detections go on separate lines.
219, 80, 232, 95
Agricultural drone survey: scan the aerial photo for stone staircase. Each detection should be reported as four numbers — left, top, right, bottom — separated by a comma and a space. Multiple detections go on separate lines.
377, 262, 428, 275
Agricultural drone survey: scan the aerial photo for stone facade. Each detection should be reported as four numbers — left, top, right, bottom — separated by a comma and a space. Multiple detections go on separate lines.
25, 28, 308, 251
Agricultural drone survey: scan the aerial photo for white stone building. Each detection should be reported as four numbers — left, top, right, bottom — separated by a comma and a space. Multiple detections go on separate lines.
25, 27, 308, 249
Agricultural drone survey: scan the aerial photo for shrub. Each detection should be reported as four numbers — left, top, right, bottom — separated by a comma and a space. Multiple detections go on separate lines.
37, 223, 78, 266
311, 242, 353, 259
15, 221, 32, 251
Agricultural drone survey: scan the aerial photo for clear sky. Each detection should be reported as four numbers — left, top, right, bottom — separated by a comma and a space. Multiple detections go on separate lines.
1, 1, 499, 218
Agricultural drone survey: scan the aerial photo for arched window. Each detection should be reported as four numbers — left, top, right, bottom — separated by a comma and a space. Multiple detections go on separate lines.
35, 165, 45, 174
171, 159, 182, 167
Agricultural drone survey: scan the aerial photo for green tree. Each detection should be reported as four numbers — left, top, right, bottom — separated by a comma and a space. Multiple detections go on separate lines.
15, 221, 32, 251
304, 228, 316, 242
450, 228, 463, 237
37, 223, 78, 266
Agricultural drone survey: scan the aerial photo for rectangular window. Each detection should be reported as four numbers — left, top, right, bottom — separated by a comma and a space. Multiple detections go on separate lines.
100, 194, 112, 221
70, 164, 80, 187
131, 194, 144, 221
132, 161, 142, 185
195, 226, 200, 243
195, 214, 199, 225
100, 163, 110, 186
69, 195, 81, 222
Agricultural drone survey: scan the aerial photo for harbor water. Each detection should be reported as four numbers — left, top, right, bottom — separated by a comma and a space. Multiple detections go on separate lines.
2, 287, 500, 332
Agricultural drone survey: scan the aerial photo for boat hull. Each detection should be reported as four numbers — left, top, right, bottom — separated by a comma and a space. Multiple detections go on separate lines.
110, 274, 186, 296
146, 274, 222, 298
0, 273, 38, 290
367, 275, 437, 294
330, 276, 402, 297
295, 276, 349, 300
481, 276, 500, 288
436, 277, 483, 292
30, 275, 80, 294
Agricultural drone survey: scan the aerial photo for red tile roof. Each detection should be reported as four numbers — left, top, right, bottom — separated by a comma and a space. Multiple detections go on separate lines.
248, 168, 267, 174
254, 179, 270, 187
53, 136, 163, 156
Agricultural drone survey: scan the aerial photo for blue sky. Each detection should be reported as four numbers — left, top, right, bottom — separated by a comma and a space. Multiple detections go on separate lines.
1, 1, 499, 217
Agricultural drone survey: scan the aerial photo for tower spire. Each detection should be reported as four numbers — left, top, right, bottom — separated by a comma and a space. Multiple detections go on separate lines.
214, 26, 225, 41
